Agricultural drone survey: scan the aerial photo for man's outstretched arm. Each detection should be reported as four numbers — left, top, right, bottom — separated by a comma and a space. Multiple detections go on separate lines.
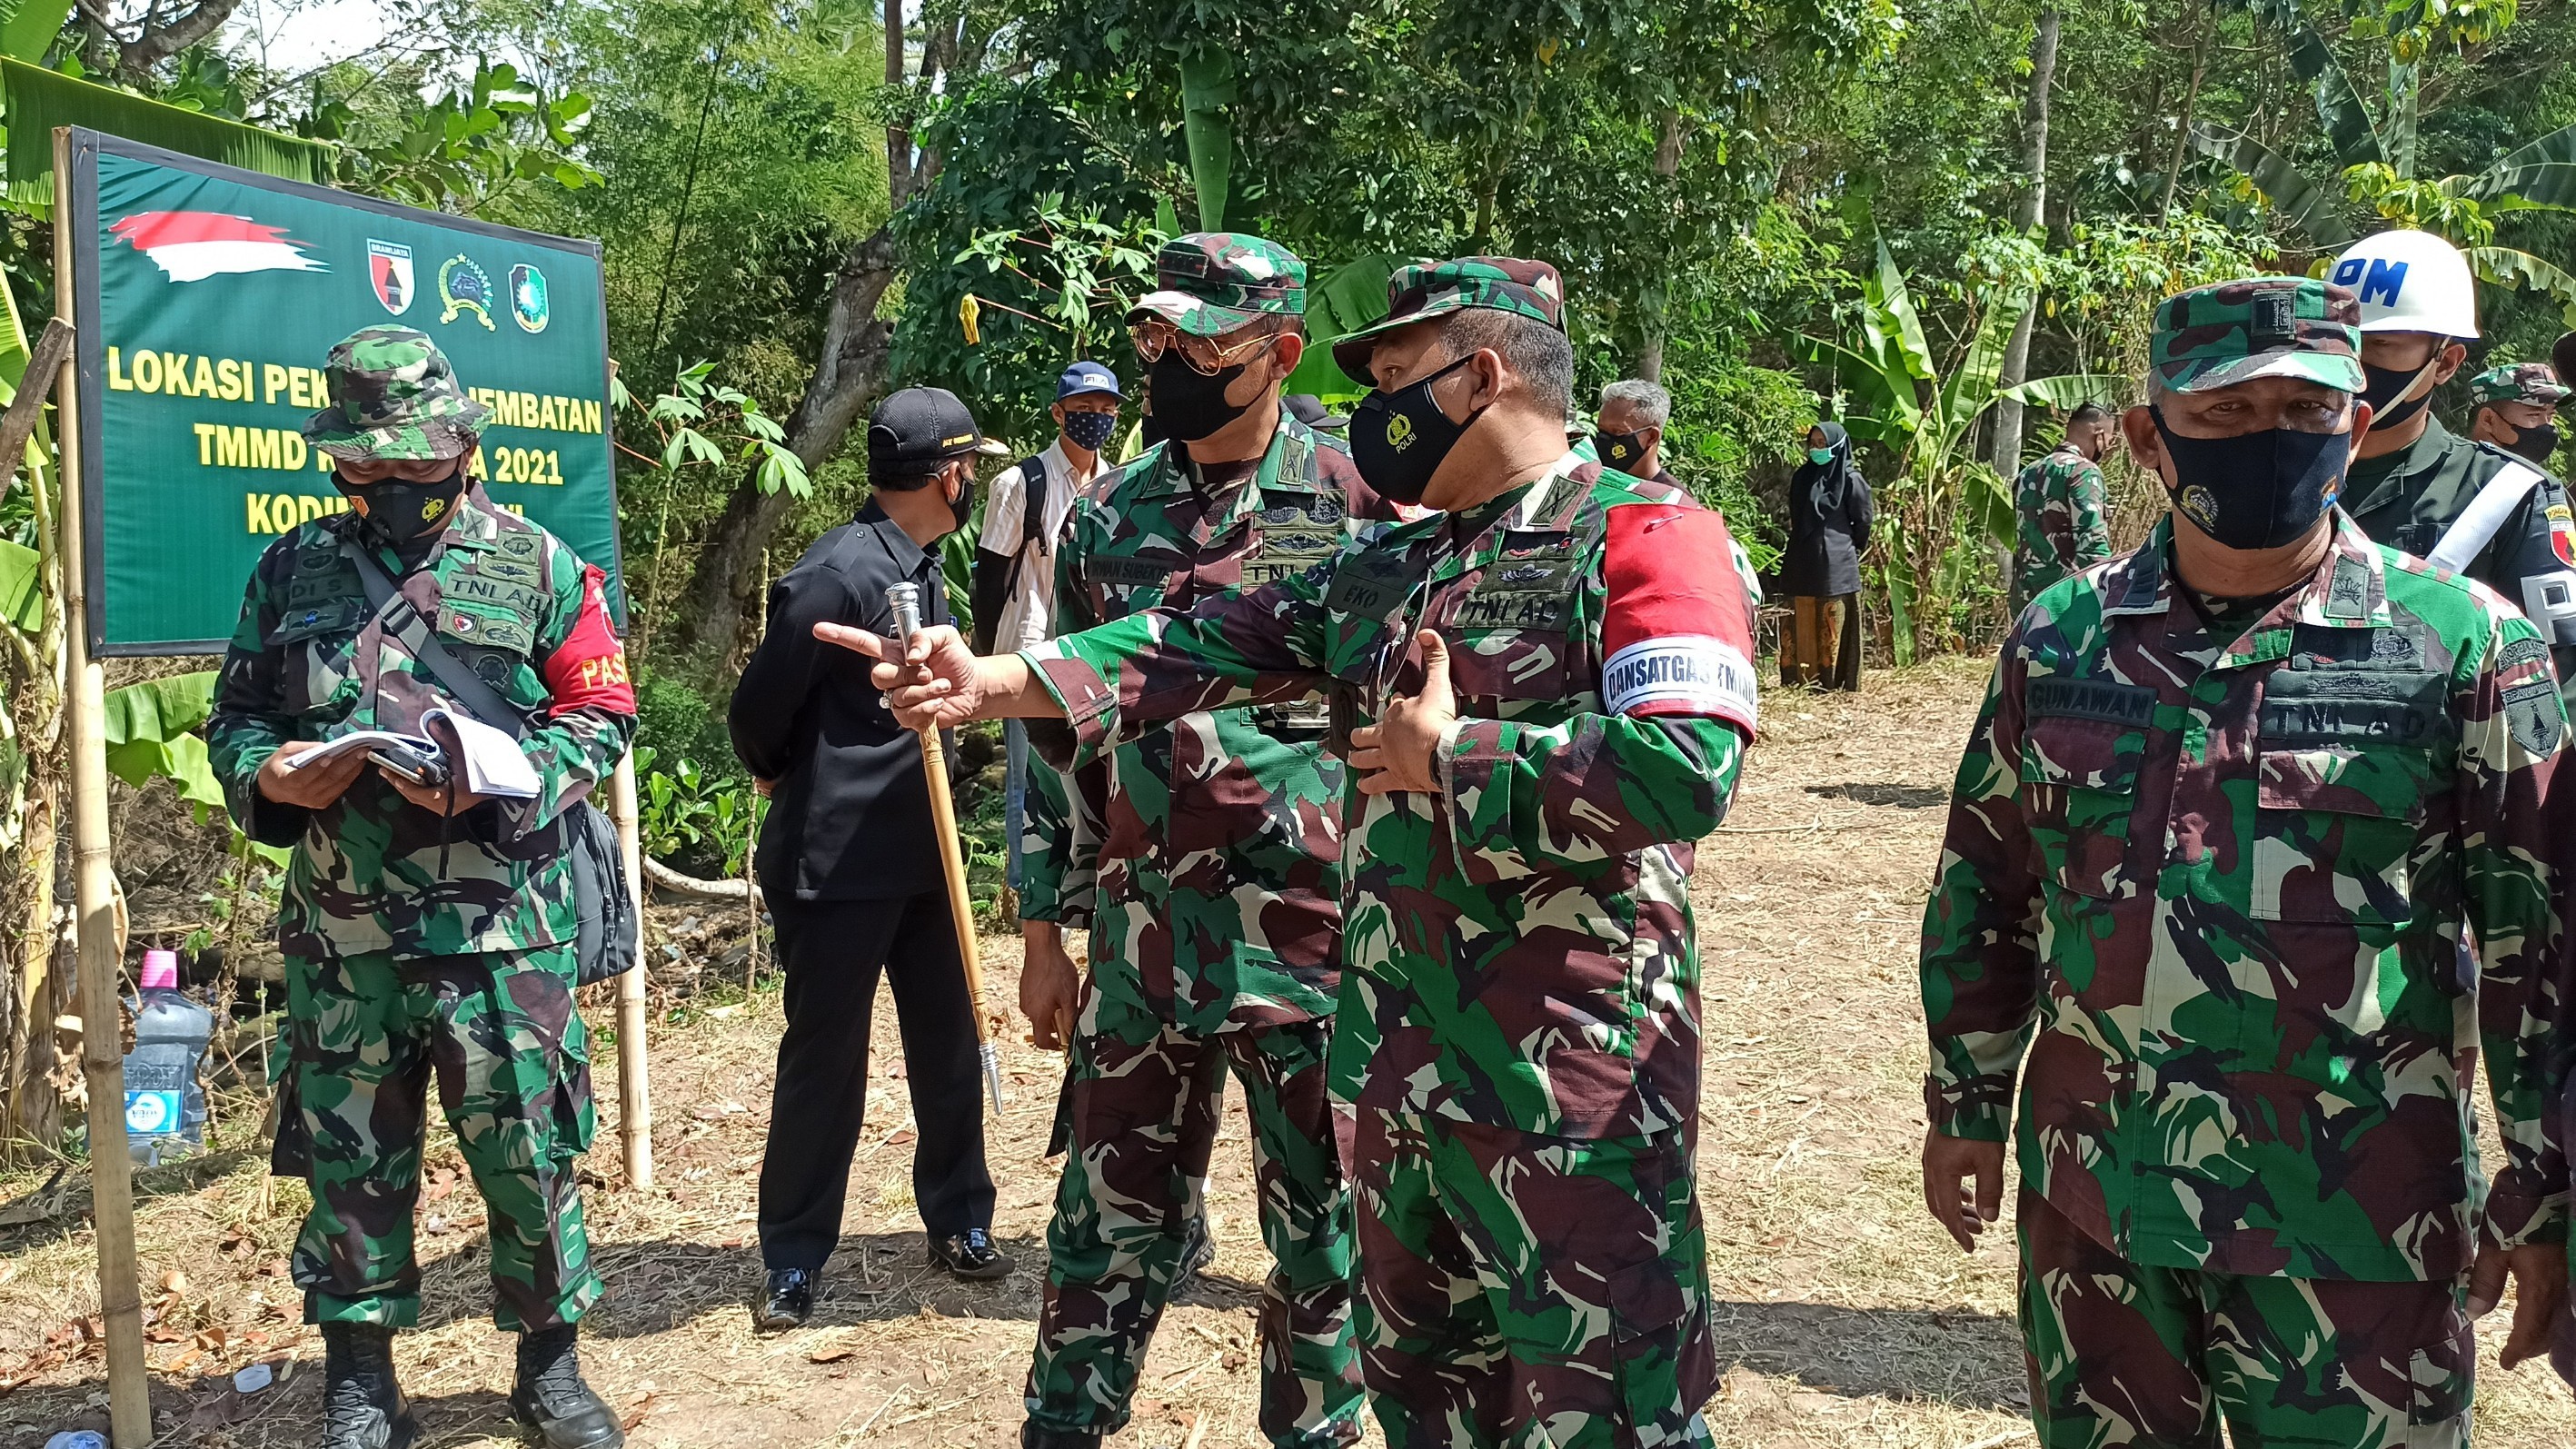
815, 561, 1337, 739
811, 621, 1060, 725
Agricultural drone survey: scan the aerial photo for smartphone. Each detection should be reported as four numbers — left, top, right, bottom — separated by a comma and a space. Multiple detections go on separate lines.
369, 744, 451, 788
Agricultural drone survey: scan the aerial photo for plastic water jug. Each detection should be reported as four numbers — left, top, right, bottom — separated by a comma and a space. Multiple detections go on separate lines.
122, 949, 211, 1166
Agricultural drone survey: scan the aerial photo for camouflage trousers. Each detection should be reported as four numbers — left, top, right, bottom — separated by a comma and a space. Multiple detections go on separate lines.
1350, 1109, 1716, 1449
1025, 1011, 1362, 1448
274, 939, 602, 1332
2019, 1189, 2472, 1448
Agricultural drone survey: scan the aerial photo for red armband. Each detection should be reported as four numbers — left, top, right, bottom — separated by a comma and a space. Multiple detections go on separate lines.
1600, 502, 1758, 736
543, 564, 636, 718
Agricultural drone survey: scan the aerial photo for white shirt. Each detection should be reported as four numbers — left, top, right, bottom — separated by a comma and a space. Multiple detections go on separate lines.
978, 437, 1102, 651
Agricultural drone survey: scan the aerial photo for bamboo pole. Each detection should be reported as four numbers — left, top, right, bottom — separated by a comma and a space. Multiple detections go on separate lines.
55, 124, 151, 1447
607, 752, 651, 1188
885, 584, 1002, 1114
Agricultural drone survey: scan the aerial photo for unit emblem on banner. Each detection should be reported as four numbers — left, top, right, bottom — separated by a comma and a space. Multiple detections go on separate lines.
367, 240, 414, 315
438, 254, 495, 330
109, 210, 324, 282
510, 263, 550, 333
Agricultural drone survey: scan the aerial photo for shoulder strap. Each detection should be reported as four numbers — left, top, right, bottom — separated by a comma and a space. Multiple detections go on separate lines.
1019, 453, 1050, 544
2425, 461, 2545, 575
999, 452, 1054, 605
339, 537, 531, 739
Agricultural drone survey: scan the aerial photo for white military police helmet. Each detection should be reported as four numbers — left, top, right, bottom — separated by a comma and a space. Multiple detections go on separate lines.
2328, 229, 2480, 339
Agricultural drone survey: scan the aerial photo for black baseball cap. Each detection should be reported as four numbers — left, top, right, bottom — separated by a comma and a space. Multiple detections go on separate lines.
867, 386, 986, 468
1283, 392, 1347, 432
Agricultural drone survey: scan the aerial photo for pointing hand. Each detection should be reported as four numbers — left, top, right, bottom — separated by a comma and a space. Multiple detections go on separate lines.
813, 620, 990, 730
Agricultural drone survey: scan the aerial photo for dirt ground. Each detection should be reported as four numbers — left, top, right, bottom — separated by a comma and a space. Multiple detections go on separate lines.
5, 659, 2574, 1447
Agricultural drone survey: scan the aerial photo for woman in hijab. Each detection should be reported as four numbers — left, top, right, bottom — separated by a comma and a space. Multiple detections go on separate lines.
1778, 422, 1873, 690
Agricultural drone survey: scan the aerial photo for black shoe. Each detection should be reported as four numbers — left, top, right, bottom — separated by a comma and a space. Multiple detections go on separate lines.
509, 1324, 625, 1449
1021, 1424, 1104, 1449
753, 1268, 815, 1331
929, 1228, 1015, 1280
1176, 1214, 1215, 1285
320, 1323, 417, 1449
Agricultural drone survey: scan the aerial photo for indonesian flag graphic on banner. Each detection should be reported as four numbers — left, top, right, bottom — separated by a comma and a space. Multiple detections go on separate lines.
109, 211, 326, 283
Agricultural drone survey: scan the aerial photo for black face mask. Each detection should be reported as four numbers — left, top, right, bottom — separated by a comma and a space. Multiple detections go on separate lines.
2150, 406, 2352, 551
333, 465, 467, 544
1149, 355, 1257, 442
1061, 409, 1119, 452
947, 465, 977, 532
1352, 354, 1487, 506
2505, 421, 2562, 465
1594, 428, 1649, 475
2359, 356, 2442, 432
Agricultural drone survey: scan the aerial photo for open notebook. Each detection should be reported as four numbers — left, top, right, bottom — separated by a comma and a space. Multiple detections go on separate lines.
282, 707, 541, 800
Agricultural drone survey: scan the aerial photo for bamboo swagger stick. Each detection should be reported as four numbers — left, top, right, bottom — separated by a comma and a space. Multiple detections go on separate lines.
886, 583, 1005, 1114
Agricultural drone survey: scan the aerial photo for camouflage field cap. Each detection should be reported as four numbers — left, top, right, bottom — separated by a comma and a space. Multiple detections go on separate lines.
1330, 257, 1566, 384
303, 325, 492, 461
2469, 362, 2571, 409
2151, 276, 2364, 394
1128, 233, 1307, 339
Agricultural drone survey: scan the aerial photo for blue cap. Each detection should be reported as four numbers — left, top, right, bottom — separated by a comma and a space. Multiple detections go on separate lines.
1057, 361, 1122, 401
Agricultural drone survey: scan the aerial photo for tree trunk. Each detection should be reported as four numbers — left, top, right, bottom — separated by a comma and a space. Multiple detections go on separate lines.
1636, 109, 1684, 383
1990, 7, 2060, 479
83, 0, 246, 82
885, 0, 910, 208
4, 789, 64, 1151
2161, 2, 2210, 219
662, 227, 903, 668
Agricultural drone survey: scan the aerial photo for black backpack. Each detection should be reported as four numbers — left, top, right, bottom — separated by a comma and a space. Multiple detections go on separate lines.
972, 453, 1052, 654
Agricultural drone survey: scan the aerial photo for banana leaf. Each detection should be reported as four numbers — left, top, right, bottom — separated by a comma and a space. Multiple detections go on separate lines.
1174, 45, 1234, 231
2470, 164, 2576, 212
2188, 125, 2353, 247
1866, 240, 1935, 383
1941, 285, 2033, 439
1786, 333, 1917, 435
1281, 252, 1405, 400
1880, 559, 1917, 667
2283, 23, 2384, 170
0, 0, 71, 62
100, 670, 224, 816
2469, 246, 2576, 323
2483, 121, 2576, 174
2382, 59, 2418, 179
103, 670, 215, 743
0, 265, 49, 507
1965, 461, 2016, 546
2000, 373, 2133, 410
1, 56, 337, 218
0, 535, 36, 630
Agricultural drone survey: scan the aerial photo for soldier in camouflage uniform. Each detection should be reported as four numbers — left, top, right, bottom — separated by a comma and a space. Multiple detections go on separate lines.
1016, 233, 1387, 1449
828, 257, 1765, 1449
2007, 402, 2118, 617
2466, 361, 2569, 471
1919, 278, 2571, 1448
207, 327, 632, 1449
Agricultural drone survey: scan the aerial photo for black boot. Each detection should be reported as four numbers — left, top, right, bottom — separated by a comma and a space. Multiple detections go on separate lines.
509, 1325, 625, 1449
320, 1323, 416, 1449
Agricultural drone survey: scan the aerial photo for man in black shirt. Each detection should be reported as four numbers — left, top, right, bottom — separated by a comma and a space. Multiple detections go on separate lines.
730, 387, 1010, 1331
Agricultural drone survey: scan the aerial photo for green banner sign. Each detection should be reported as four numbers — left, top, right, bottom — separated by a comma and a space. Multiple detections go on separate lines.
67, 128, 622, 653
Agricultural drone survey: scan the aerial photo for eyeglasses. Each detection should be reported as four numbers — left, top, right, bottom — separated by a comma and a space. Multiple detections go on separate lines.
1129, 320, 1280, 377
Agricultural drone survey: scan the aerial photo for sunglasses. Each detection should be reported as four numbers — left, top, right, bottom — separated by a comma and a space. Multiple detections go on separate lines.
1129, 320, 1282, 377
